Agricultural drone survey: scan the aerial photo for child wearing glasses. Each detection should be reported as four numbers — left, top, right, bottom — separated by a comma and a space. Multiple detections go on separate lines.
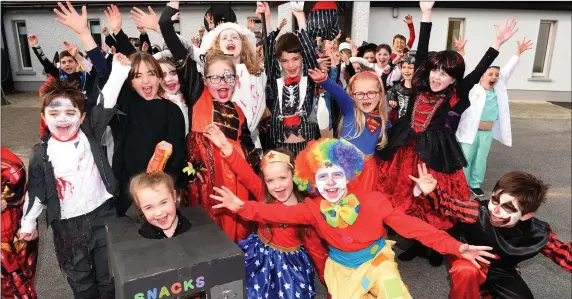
308, 69, 390, 192
186, 50, 258, 242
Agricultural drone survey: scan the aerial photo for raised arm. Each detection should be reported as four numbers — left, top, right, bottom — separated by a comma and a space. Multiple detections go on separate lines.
28, 35, 59, 78
541, 229, 572, 273
500, 38, 532, 83
463, 18, 518, 87
309, 68, 355, 116
404, 15, 416, 50
97, 54, 131, 108
104, 5, 136, 56
415, 2, 434, 66
159, 3, 189, 62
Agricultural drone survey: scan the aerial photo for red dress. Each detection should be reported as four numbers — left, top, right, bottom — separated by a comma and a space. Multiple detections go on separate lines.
187, 89, 253, 242
1, 147, 38, 299
376, 93, 470, 230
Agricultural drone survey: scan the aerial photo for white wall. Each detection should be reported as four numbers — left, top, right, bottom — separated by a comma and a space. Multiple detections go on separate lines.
3, 3, 277, 84
369, 7, 572, 93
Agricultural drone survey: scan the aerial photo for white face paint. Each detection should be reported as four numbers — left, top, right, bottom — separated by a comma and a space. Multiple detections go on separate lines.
488, 192, 523, 228
315, 164, 348, 203
43, 97, 82, 141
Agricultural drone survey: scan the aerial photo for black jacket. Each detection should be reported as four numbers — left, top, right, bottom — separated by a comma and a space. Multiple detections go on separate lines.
26, 95, 122, 225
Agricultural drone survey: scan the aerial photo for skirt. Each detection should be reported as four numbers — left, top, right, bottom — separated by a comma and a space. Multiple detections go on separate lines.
376, 143, 470, 230
239, 233, 317, 299
324, 240, 411, 299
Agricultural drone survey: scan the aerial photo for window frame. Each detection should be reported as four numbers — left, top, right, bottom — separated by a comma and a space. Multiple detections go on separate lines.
88, 19, 102, 47
446, 18, 465, 51
531, 20, 557, 78
13, 20, 33, 70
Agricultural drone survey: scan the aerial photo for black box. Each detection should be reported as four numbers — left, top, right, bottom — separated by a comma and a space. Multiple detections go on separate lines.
106, 207, 245, 299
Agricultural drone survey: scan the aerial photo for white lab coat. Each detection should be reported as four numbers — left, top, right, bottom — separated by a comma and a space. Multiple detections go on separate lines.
456, 55, 519, 147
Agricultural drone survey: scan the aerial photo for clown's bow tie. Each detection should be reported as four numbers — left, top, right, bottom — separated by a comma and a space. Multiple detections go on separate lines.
320, 194, 360, 228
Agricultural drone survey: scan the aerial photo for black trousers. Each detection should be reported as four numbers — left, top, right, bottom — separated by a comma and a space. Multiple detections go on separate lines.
482, 267, 534, 299
51, 200, 116, 299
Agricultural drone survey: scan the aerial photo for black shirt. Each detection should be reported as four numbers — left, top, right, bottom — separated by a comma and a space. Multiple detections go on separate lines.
138, 210, 192, 239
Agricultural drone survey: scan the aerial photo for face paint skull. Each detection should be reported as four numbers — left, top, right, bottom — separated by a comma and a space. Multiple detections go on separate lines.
43, 97, 83, 141
488, 192, 523, 227
315, 164, 348, 203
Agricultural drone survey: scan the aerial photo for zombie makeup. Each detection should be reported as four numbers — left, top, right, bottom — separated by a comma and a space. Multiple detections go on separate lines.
159, 63, 181, 95
488, 192, 523, 227
43, 97, 82, 141
315, 164, 348, 203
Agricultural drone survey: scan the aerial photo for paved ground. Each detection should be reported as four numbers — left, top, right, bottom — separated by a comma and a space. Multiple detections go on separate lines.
1, 92, 571, 299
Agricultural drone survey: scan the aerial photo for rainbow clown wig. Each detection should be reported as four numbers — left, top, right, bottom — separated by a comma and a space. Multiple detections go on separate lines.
293, 138, 365, 192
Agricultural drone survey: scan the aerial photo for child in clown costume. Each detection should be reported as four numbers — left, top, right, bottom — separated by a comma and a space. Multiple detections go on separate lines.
210, 138, 495, 299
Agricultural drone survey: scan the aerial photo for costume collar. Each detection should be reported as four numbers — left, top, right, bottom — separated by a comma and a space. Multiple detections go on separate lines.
320, 193, 360, 228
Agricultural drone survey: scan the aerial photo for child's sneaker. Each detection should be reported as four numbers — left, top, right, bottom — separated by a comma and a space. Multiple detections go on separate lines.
471, 187, 485, 197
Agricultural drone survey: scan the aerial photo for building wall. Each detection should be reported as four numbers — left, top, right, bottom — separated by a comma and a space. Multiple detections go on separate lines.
369, 7, 571, 99
2, 3, 278, 90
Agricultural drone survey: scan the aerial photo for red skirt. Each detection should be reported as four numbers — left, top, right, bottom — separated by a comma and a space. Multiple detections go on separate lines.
348, 156, 378, 192
375, 143, 470, 230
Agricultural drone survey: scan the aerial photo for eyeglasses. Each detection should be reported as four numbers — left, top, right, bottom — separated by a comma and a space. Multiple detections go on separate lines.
205, 74, 236, 84
353, 91, 380, 100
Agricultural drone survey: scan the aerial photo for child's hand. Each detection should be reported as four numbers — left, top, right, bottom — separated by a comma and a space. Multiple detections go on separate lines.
63, 41, 79, 57
54, 1, 90, 35
203, 124, 233, 156
27, 34, 39, 47
389, 100, 397, 108
113, 53, 131, 67
101, 26, 109, 36
130, 6, 159, 32
419, 1, 435, 13
19, 230, 39, 241
141, 41, 149, 52
308, 68, 327, 83
104, 5, 123, 35
494, 18, 518, 50
211, 186, 245, 212
453, 35, 468, 54
101, 43, 110, 54
403, 14, 413, 24
515, 37, 533, 56
459, 244, 496, 269
408, 163, 437, 195
278, 18, 288, 30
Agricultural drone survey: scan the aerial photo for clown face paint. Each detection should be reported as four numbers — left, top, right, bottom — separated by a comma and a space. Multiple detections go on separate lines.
43, 97, 83, 141
315, 164, 348, 203
488, 192, 522, 227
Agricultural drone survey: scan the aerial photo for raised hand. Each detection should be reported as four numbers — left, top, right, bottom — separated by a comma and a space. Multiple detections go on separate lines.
308, 68, 328, 83
63, 41, 79, 57
142, 41, 149, 52
335, 29, 342, 41
278, 18, 288, 30
205, 12, 215, 30
494, 18, 518, 49
104, 5, 123, 35
101, 26, 109, 36
54, 1, 89, 35
408, 163, 437, 195
203, 124, 233, 155
210, 186, 245, 212
340, 51, 350, 64
167, 1, 180, 10
101, 43, 110, 54
113, 53, 131, 67
459, 244, 496, 269
403, 14, 413, 24
419, 1, 435, 12
27, 34, 39, 47
515, 37, 533, 56
351, 44, 358, 57
191, 36, 201, 47
453, 35, 468, 54
131, 6, 159, 32
317, 57, 332, 72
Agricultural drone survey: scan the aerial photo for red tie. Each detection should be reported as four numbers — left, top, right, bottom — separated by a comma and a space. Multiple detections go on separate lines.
285, 76, 301, 86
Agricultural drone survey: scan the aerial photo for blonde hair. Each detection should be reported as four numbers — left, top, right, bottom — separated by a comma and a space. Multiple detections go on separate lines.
338, 71, 388, 149
129, 172, 175, 209
203, 49, 237, 76
212, 31, 263, 76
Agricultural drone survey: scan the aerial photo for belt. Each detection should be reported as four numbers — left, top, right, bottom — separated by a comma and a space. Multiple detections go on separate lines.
328, 238, 386, 269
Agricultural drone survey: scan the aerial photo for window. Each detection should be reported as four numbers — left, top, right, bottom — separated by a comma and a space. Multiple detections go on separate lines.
14, 21, 32, 69
89, 19, 102, 47
173, 20, 181, 35
532, 20, 557, 77
446, 18, 465, 51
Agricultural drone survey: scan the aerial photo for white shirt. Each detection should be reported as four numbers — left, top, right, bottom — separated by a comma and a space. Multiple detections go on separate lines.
164, 92, 190, 136
47, 130, 112, 219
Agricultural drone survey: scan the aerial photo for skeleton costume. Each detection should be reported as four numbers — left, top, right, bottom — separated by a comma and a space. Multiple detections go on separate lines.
387, 52, 415, 124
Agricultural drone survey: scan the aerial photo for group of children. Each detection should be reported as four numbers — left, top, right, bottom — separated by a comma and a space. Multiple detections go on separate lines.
1, 1, 570, 299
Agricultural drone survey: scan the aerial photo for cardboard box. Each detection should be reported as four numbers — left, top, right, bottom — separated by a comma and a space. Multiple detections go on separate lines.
106, 207, 245, 299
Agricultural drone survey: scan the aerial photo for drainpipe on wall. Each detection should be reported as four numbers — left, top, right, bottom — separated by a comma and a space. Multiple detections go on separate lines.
1, 6, 16, 103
